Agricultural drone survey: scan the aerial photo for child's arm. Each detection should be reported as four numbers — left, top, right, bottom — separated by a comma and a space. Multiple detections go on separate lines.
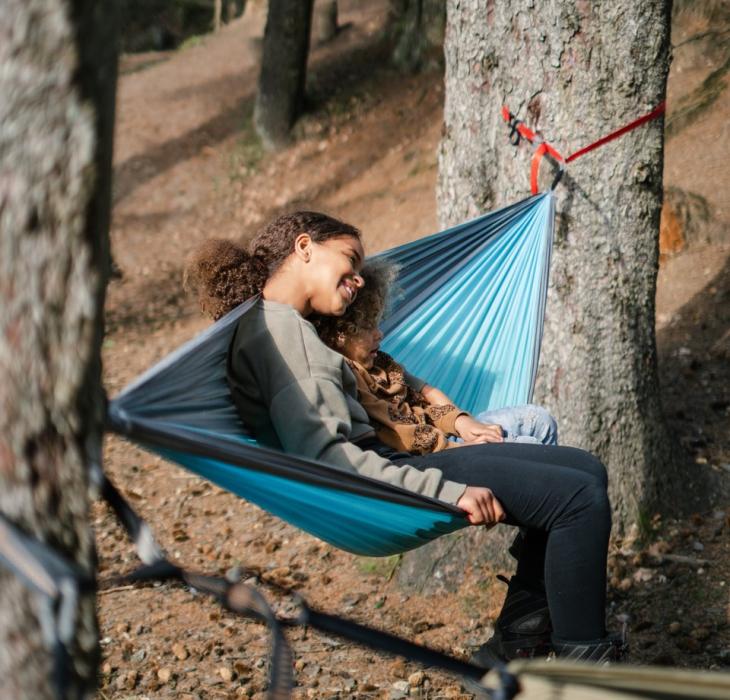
420, 383, 454, 407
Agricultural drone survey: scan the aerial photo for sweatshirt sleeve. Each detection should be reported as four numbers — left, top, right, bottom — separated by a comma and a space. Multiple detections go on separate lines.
425, 403, 470, 436
268, 375, 467, 505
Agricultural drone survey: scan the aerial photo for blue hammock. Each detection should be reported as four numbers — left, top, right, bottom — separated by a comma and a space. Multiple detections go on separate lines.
107, 192, 555, 556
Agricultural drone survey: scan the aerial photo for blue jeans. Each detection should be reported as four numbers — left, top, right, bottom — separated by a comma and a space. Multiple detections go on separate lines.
475, 403, 558, 446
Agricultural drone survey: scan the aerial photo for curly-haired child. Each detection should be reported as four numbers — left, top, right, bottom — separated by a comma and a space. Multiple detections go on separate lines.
310, 258, 558, 456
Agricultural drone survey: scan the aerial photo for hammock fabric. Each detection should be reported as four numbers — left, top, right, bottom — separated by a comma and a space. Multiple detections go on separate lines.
107, 192, 555, 557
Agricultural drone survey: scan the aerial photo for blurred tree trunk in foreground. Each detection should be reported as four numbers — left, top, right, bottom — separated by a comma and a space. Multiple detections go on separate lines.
0, 0, 117, 696
401, 0, 675, 592
390, 0, 446, 72
254, 0, 315, 149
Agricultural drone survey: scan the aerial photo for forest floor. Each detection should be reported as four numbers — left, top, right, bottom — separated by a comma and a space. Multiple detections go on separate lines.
96, 2, 730, 698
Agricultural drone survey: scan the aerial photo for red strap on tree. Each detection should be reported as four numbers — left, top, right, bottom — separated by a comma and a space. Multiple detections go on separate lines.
501, 102, 666, 194
565, 102, 666, 163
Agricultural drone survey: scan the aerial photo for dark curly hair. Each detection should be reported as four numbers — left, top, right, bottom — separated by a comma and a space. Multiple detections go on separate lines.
184, 211, 360, 320
311, 258, 399, 350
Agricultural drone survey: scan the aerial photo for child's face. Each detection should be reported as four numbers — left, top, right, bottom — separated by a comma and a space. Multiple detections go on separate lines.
341, 324, 383, 369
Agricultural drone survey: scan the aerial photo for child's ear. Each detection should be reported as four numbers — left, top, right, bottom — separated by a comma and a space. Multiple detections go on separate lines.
336, 333, 346, 348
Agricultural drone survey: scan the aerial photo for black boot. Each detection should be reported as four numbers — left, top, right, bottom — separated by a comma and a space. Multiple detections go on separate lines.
471, 575, 553, 669
552, 632, 628, 663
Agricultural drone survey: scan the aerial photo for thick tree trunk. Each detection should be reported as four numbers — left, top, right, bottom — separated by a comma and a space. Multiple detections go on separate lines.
438, 0, 676, 528
254, 0, 315, 149
401, 0, 675, 592
0, 1, 117, 697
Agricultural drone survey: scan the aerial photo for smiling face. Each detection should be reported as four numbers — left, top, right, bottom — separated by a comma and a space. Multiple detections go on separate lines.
340, 323, 384, 370
304, 235, 365, 316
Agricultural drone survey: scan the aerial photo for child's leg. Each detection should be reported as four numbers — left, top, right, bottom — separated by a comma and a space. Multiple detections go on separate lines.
475, 404, 558, 445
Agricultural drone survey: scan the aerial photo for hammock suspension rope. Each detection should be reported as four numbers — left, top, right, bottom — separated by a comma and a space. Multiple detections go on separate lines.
501, 102, 667, 194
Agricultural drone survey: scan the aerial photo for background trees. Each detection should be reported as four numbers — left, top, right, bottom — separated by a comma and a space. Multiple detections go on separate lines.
254, 0, 315, 149
0, 1, 118, 695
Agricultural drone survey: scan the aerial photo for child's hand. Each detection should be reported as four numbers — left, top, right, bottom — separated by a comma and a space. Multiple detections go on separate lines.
454, 415, 504, 443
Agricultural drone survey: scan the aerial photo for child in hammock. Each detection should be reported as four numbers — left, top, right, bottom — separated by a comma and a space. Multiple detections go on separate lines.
310, 259, 558, 456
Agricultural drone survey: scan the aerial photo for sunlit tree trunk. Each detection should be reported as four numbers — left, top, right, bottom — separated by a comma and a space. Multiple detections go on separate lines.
0, 0, 118, 696
401, 0, 675, 592
254, 0, 315, 149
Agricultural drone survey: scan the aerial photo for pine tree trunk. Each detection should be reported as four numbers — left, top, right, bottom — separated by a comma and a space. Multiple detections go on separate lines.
254, 0, 315, 149
400, 0, 675, 592
0, 1, 118, 696
438, 0, 676, 529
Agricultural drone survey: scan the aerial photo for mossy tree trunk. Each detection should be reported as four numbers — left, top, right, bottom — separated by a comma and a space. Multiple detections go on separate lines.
254, 0, 315, 149
0, 1, 118, 696
400, 0, 676, 592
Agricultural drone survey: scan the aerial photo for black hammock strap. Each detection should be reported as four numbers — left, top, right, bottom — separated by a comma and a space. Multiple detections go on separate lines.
0, 470, 519, 699
0, 513, 95, 700
101, 472, 518, 699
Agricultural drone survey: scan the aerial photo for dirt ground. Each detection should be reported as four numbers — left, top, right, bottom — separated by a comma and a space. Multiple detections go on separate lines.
96, 2, 730, 698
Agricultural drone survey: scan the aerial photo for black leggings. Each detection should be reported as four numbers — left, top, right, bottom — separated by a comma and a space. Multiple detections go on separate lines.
393, 442, 611, 641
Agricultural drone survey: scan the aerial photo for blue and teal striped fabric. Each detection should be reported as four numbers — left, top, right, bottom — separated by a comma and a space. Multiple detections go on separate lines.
108, 192, 555, 556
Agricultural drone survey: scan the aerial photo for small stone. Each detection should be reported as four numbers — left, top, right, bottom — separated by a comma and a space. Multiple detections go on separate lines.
668, 621, 681, 635
389, 658, 406, 678
101, 661, 113, 675
130, 648, 146, 663
172, 642, 189, 661
157, 667, 173, 683
408, 671, 425, 687
618, 577, 633, 591
294, 659, 306, 672
633, 567, 655, 583
219, 666, 234, 682
117, 670, 138, 691
234, 660, 252, 676
390, 680, 410, 699
692, 541, 705, 552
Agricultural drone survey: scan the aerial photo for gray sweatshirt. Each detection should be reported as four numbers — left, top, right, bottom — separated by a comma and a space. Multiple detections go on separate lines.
226, 298, 467, 505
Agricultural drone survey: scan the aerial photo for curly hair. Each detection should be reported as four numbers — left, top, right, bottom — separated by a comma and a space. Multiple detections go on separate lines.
311, 258, 400, 350
184, 211, 360, 320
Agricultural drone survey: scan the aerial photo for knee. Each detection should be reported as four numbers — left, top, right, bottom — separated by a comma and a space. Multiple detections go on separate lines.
524, 404, 558, 445
577, 480, 612, 528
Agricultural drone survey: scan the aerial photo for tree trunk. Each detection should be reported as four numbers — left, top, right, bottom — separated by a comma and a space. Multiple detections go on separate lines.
0, 1, 118, 696
312, 0, 338, 45
438, 0, 676, 528
254, 0, 315, 150
390, 0, 446, 72
401, 0, 675, 592
214, 0, 223, 31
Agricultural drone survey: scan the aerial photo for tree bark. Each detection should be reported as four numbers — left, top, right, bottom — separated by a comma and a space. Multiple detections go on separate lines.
254, 0, 315, 150
312, 0, 338, 45
402, 0, 675, 592
0, 1, 118, 696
